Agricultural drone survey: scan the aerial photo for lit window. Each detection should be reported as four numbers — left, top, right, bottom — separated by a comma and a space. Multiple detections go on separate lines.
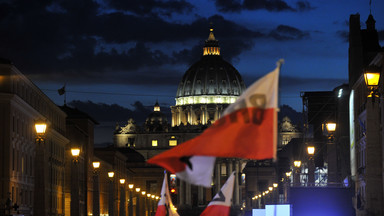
221, 164, 227, 176
152, 140, 158, 147
169, 140, 177, 146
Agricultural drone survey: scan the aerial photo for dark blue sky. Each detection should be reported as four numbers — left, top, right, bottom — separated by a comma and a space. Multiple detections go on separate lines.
1, 0, 383, 112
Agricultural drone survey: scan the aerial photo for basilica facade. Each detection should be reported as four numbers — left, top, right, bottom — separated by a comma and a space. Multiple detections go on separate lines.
113, 28, 302, 212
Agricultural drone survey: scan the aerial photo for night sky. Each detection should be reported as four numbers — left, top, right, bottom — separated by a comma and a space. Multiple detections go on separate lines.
1, 0, 383, 113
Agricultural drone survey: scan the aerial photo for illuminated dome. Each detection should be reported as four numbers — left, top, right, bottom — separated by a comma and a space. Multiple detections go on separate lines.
175, 28, 246, 106
145, 101, 169, 132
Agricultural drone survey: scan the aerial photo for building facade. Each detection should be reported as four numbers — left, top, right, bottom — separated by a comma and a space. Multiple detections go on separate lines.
349, 12, 384, 216
0, 59, 69, 215
114, 28, 247, 212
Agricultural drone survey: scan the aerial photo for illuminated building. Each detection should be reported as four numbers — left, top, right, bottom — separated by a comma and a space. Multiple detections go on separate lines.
114, 28, 247, 212
349, 12, 384, 216
0, 59, 68, 215
114, 27, 302, 213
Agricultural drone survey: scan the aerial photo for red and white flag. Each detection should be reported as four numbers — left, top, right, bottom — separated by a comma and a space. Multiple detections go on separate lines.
155, 173, 179, 216
200, 172, 236, 216
148, 60, 282, 187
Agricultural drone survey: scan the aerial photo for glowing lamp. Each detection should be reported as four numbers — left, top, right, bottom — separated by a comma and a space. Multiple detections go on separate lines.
307, 146, 315, 155
92, 161, 100, 169
135, 188, 140, 193
364, 71, 380, 87
151, 195, 155, 199
128, 184, 134, 189
326, 123, 336, 132
71, 148, 80, 157
35, 121, 47, 135
268, 187, 273, 191
108, 172, 114, 178
147, 193, 151, 198
119, 179, 125, 184
294, 160, 301, 168
141, 191, 146, 196
273, 183, 278, 188
286, 171, 292, 177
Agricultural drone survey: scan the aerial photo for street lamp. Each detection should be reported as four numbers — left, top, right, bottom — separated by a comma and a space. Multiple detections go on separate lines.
119, 179, 125, 216
293, 160, 301, 186
326, 122, 338, 185
108, 172, 114, 216
326, 123, 336, 133
141, 191, 146, 216
307, 146, 315, 186
70, 148, 81, 216
34, 120, 47, 216
147, 194, 151, 216
93, 161, 100, 216
135, 188, 141, 216
151, 195, 156, 214
128, 184, 134, 216
364, 66, 381, 98
307, 146, 315, 156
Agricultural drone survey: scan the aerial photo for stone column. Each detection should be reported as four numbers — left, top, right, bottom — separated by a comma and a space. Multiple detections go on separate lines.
185, 182, 191, 206
234, 161, 240, 206
214, 106, 219, 122
179, 180, 185, 207
215, 163, 221, 194
198, 186, 204, 205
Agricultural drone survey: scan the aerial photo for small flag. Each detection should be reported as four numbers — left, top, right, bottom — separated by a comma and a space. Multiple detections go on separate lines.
58, 85, 66, 95
147, 60, 282, 187
200, 171, 236, 216
155, 173, 179, 216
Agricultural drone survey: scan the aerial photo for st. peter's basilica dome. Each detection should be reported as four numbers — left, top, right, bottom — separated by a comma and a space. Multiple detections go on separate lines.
175, 28, 246, 106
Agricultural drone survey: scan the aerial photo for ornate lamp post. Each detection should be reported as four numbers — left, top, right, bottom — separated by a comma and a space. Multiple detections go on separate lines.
364, 67, 380, 98
108, 172, 115, 216
273, 183, 278, 204
325, 122, 337, 185
92, 161, 100, 216
141, 191, 146, 216
135, 188, 140, 216
34, 120, 47, 216
119, 179, 126, 216
151, 195, 155, 214
71, 148, 81, 216
284, 171, 291, 203
146, 193, 151, 216
128, 184, 134, 216
293, 160, 301, 186
307, 146, 315, 186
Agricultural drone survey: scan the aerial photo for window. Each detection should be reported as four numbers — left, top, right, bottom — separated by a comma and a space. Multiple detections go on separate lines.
152, 140, 158, 147
169, 139, 177, 146
221, 163, 227, 176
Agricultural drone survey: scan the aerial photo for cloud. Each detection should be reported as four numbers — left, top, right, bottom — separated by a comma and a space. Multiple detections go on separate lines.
295, 1, 315, 12
336, 30, 348, 43
105, 0, 194, 16
68, 100, 171, 124
213, 0, 314, 13
0, 1, 264, 84
269, 25, 309, 40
